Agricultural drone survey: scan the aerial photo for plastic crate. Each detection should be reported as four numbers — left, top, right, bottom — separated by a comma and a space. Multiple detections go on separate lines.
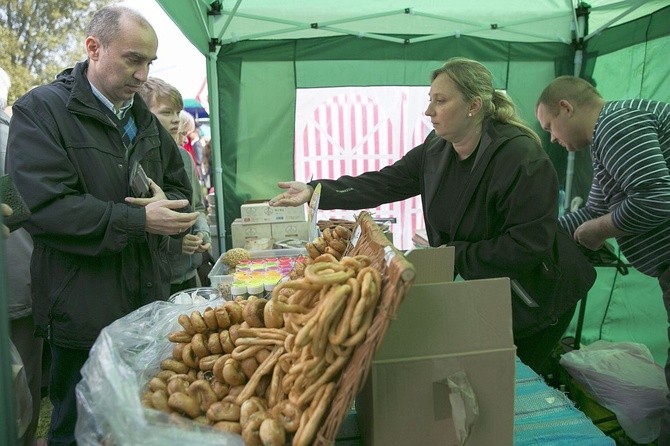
208, 248, 306, 289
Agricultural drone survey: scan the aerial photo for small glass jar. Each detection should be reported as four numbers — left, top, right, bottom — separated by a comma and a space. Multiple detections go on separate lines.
246, 281, 264, 298
231, 282, 248, 300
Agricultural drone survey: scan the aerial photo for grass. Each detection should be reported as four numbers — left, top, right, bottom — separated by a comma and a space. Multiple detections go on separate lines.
37, 396, 51, 442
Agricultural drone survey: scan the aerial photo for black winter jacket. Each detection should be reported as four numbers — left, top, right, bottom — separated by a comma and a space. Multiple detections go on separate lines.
6, 61, 192, 349
313, 120, 595, 338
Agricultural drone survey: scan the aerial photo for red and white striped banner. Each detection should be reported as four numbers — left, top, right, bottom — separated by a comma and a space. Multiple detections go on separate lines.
295, 86, 432, 249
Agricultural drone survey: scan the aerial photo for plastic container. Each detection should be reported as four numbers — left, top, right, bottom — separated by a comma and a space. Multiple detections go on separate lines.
208, 248, 306, 288
231, 283, 248, 300
246, 281, 264, 297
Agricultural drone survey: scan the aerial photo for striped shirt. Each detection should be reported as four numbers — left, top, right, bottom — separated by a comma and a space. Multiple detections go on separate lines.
559, 99, 670, 277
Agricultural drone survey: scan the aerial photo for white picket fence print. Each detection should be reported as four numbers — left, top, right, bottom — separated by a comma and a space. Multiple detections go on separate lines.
295, 87, 432, 249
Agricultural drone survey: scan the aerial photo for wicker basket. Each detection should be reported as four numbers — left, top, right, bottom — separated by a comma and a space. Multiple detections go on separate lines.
315, 212, 416, 444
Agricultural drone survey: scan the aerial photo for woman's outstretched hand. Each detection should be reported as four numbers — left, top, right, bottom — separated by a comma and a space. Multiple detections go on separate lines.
268, 181, 314, 207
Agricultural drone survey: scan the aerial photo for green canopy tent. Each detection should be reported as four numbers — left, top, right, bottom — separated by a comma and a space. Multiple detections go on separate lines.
150, 0, 670, 365
153, 0, 670, 252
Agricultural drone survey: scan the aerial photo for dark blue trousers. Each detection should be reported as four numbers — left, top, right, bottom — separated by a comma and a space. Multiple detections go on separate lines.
47, 344, 89, 446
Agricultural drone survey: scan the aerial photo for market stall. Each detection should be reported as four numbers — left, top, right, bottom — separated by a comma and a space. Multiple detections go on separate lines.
73, 214, 615, 445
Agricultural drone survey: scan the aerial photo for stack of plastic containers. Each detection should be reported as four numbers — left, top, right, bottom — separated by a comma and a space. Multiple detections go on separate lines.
230, 256, 300, 299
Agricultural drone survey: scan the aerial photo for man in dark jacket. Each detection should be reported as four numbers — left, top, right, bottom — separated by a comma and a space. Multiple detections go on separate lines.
5, 5, 199, 445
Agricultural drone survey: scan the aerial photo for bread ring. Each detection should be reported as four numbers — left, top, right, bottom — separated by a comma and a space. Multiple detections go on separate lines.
334, 225, 352, 239
240, 396, 267, 428
263, 299, 284, 329
207, 332, 223, 354
242, 414, 264, 446
242, 298, 267, 328
304, 262, 353, 285
322, 227, 333, 243
299, 382, 336, 446
190, 333, 209, 358
328, 238, 348, 253
260, 417, 286, 446
148, 377, 166, 392
211, 381, 229, 400
203, 307, 219, 330
214, 305, 231, 329
166, 376, 190, 395
178, 314, 196, 335
305, 242, 321, 259
212, 354, 230, 383
270, 400, 301, 433
223, 358, 247, 386
160, 358, 189, 375
254, 347, 272, 364
224, 301, 245, 325
240, 356, 260, 379
172, 342, 187, 360
156, 369, 176, 382
188, 379, 218, 412
324, 246, 343, 260
190, 311, 208, 333
312, 237, 327, 253
168, 373, 195, 383
227, 385, 245, 399
168, 392, 201, 419
151, 389, 170, 412
168, 330, 192, 343
199, 354, 222, 371
228, 323, 242, 344
219, 330, 235, 354
181, 343, 199, 369
206, 400, 241, 422
312, 253, 339, 264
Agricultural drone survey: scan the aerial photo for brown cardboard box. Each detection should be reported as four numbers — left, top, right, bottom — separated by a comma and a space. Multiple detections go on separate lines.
357, 247, 516, 446
230, 218, 272, 248
240, 201, 306, 224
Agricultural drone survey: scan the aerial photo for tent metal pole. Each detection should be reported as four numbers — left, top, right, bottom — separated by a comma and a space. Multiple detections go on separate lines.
207, 51, 226, 256
564, 3, 588, 212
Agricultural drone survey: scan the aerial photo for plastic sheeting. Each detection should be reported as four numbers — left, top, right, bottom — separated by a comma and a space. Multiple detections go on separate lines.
560, 341, 666, 443
75, 300, 243, 446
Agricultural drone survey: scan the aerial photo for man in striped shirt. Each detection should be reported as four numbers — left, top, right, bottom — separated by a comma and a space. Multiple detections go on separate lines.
536, 75, 670, 445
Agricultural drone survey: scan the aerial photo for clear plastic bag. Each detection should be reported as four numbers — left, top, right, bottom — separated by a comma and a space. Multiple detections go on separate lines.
74, 300, 244, 446
559, 340, 666, 443
10, 339, 32, 439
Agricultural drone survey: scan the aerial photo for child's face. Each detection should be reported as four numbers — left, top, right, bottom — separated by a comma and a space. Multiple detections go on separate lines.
150, 99, 181, 142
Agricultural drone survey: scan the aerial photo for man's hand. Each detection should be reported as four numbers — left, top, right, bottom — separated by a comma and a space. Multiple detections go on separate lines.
124, 180, 167, 206
143, 199, 199, 236
269, 181, 313, 207
574, 213, 627, 250
574, 219, 606, 250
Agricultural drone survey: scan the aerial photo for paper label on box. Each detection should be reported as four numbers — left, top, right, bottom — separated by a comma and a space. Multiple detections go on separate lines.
241, 202, 306, 224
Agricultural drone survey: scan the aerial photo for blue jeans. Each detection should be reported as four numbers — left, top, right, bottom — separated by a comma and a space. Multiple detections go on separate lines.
47, 344, 89, 446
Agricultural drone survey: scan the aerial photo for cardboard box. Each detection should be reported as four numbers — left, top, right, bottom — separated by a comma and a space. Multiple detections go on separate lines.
230, 219, 272, 248
357, 247, 516, 446
272, 221, 309, 242
241, 202, 306, 224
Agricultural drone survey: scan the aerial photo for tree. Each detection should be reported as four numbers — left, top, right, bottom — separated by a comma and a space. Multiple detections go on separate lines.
0, 0, 112, 104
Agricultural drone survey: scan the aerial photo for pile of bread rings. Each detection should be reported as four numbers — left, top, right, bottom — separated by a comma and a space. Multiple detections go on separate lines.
141, 225, 383, 446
